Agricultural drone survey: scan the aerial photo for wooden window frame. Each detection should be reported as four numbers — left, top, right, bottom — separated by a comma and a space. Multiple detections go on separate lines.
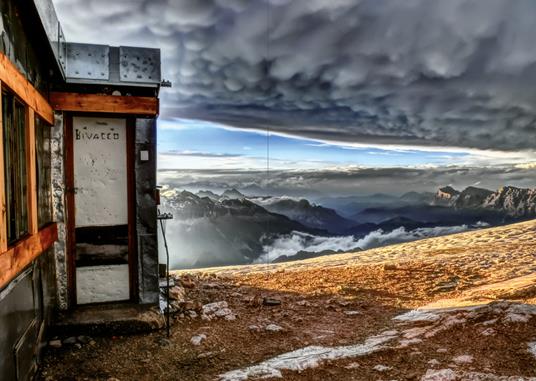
0, 53, 57, 289
2, 89, 31, 245
35, 115, 53, 229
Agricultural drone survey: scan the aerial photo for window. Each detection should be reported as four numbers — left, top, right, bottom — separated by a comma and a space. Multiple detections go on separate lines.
2, 91, 28, 244
36, 117, 53, 227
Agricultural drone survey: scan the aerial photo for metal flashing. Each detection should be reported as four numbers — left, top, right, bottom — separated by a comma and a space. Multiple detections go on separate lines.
119, 46, 161, 85
65, 43, 109, 80
33, 0, 67, 76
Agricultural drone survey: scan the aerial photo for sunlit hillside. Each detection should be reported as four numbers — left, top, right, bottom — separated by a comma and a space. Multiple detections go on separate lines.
41, 220, 536, 380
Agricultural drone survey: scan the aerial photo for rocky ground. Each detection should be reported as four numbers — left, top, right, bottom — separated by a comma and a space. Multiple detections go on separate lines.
38, 219, 536, 380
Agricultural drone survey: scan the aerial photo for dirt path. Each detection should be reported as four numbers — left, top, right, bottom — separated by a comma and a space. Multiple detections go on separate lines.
38, 220, 536, 380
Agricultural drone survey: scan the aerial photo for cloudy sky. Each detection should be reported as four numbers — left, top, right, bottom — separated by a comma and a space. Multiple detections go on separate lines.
54, 0, 536, 196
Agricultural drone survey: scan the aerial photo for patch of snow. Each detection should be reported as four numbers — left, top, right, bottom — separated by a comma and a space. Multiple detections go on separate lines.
394, 310, 441, 322
504, 304, 536, 323
481, 318, 498, 326
219, 332, 397, 381
428, 359, 441, 366
481, 328, 495, 336
344, 362, 360, 369
505, 312, 530, 323
508, 304, 536, 316
403, 327, 432, 339
452, 355, 473, 364
399, 338, 423, 347
528, 342, 536, 359
420, 368, 457, 381
344, 311, 361, 316
451, 371, 536, 380
424, 315, 467, 339
373, 364, 391, 372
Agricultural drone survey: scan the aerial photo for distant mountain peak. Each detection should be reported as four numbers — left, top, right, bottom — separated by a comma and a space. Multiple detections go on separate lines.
434, 186, 460, 206
484, 186, 536, 217
454, 186, 493, 210
438, 186, 460, 196
221, 188, 246, 199
196, 190, 220, 201
431, 185, 536, 217
262, 197, 354, 234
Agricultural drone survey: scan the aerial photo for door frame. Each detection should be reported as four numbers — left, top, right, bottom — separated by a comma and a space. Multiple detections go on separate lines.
65, 113, 138, 307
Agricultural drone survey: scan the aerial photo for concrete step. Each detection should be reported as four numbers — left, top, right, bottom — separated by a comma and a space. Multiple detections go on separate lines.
52, 303, 165, 336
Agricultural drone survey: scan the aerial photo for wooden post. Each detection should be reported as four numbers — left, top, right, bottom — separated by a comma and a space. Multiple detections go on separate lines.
26, 107, 38, 234
0, 81, 6, 252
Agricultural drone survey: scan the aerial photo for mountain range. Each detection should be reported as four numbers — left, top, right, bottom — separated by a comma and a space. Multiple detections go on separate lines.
160, 190, 325, 268
434, 185, 536, 217
161, 185, 536, 268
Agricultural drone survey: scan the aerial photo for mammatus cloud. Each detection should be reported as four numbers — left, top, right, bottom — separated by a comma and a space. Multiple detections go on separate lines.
158, 164, 536, 197
54, 0, 536, 152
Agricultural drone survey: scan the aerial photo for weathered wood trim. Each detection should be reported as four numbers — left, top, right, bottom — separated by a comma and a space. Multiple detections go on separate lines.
64, 115, 77, 307
0, 223, 58, 289
0, 53, 54, 125
26, 108, 38, 234
49, 93, 159, 116
0, 81, 6, 252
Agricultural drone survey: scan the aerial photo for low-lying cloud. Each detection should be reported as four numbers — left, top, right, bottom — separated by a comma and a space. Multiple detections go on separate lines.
258, 223, 488, 263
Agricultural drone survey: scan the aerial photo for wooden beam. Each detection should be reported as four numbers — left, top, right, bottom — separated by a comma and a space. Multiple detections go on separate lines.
0, 81, 6, 252
0, 223, 58, 289
49, 92, 159, 116
0, 53, 54, 125
64, 116, 76, 307
26, 108, 38, 234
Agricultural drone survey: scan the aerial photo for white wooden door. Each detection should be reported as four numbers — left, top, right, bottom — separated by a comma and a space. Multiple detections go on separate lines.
72, 116, 130, 304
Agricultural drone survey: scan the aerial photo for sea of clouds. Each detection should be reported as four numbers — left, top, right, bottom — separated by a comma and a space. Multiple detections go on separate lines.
257, 223, 489, 263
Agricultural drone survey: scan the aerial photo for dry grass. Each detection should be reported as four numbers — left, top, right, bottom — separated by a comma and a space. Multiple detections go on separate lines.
39, 219, 536, 380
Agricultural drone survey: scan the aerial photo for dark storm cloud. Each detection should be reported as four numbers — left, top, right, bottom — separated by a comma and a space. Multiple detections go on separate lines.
55, 0, 536, 151
158, 164, 536, 197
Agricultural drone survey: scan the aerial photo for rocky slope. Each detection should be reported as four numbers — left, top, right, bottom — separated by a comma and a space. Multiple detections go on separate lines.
40, 219, 536, 381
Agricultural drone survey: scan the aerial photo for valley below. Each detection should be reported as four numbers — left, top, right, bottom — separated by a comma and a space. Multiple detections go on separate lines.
40, 219, 536, 380
159, 185, 536, 269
